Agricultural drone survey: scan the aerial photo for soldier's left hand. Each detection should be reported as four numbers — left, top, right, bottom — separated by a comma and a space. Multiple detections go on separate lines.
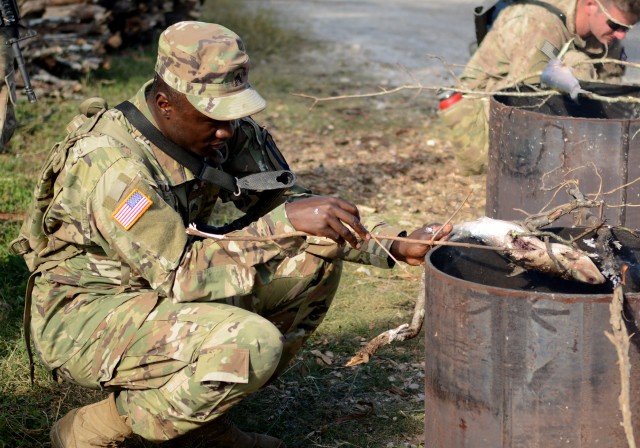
390, 223, 453, 266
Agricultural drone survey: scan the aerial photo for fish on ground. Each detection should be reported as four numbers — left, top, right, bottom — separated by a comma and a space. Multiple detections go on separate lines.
450, 217, 605, 284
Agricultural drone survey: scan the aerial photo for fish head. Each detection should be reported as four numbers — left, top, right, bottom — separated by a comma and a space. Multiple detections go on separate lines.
552, 245, 605, 284
567, 258, 606, 284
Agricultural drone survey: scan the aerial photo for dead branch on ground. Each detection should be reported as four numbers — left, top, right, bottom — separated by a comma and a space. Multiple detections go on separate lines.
16, 1, 203, 98
344, 190, 473, 367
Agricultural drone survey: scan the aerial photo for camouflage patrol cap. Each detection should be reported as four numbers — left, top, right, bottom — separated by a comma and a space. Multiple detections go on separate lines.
155, 21, 266, 120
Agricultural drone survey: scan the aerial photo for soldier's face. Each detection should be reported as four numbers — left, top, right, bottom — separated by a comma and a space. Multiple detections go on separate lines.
589, 0, 635, 44
160, 94, 236, 158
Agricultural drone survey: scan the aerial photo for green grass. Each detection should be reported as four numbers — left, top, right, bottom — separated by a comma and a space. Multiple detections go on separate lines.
0, 1, 431, 447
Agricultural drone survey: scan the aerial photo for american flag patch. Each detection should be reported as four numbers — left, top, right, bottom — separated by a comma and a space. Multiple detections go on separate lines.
112, 189, 153, 230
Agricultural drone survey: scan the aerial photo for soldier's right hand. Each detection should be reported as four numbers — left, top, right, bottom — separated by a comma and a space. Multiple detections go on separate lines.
285, 196, 370, 249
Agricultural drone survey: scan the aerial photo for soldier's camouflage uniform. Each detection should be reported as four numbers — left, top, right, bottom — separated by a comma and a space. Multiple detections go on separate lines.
442, 0, 626, 175
13, 58, 405, 446
0, 29, 17, 151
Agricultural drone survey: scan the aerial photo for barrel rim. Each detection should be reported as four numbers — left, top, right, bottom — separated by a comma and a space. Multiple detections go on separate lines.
425, 246, 639, 303
491, 82, 640, 123
489, 95, 640, 123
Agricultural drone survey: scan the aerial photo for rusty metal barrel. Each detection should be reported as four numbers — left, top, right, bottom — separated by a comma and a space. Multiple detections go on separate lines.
423, 227, 640, 448
486, 83, 640, 227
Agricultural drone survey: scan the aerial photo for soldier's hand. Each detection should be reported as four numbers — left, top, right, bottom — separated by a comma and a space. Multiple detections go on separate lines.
285, 196, 370, 249
390, 223, 453, 266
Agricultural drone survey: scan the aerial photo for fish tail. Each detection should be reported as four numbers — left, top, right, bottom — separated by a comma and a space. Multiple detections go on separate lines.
570, 88, 590, 101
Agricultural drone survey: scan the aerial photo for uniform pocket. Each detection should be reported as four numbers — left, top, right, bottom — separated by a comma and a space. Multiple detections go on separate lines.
195, 263, 255, 300
158, 344, 250, 421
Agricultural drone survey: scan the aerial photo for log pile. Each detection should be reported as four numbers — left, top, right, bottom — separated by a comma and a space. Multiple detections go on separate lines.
13, 0, 203, 98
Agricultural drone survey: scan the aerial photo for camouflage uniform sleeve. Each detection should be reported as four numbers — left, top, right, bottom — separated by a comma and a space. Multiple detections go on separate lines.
303, 216, 405, 269
171, 202, 307, 301
598, 41, 625, 82
337, 218, 406, 268
562, 49, 599, 81
563, 39, 625, 82
89, 156, 308, 303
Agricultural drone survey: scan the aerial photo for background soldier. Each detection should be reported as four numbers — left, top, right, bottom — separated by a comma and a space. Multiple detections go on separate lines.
441, 0, 640, 175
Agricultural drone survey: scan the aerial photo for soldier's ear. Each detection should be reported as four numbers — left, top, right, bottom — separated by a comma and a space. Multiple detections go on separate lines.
155, 92, 172, 118
583, 0, 597, 14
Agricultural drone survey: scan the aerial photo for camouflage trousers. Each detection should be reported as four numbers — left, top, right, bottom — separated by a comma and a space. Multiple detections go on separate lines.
0, 54, 16, 152
438, 95, 489, 176
55, 252, 342, 441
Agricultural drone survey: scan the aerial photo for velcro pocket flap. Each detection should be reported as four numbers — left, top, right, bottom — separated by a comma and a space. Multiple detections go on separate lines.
195, 344, 249, 384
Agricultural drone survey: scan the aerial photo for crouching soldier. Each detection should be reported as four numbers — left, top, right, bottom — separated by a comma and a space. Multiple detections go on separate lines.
11, 21, 451, 447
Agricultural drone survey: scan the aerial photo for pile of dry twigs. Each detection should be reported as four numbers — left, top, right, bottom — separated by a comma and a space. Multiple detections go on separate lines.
14, 0, 202, 97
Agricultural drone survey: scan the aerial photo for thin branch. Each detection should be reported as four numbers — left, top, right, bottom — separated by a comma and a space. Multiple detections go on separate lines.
432, 188, 474, 241
537, 180, 577, 215
572, 57, 640, 71
523, 196, 602, 231
345, 189, 475, 367
369, 233, 401, 268
292, 54, 640, 108
596, 175, 640, 197
426, 54, 462, 84
291, 83, 562, 108
185, 225, 505, 251
292, 85, 428, 108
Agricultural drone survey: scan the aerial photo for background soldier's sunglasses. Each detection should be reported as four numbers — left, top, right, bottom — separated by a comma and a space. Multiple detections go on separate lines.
595, 0, 633, 33
607, 19, 631, 33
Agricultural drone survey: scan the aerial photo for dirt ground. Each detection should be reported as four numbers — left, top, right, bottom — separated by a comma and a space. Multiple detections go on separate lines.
246, 0, 493, 226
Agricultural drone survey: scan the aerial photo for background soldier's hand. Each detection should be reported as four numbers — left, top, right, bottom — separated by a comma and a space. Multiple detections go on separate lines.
390, 223, 453, 266
286, 196, 370, 249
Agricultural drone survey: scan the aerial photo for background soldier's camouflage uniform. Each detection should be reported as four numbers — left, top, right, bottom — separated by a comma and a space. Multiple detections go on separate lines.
442, 0, 626, 175
15, 22, 407, 442
0, 29, 17, 152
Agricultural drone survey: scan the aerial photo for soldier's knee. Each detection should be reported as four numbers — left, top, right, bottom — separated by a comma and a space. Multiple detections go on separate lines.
200, 314, 284, 390
245, 319, 283, 387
